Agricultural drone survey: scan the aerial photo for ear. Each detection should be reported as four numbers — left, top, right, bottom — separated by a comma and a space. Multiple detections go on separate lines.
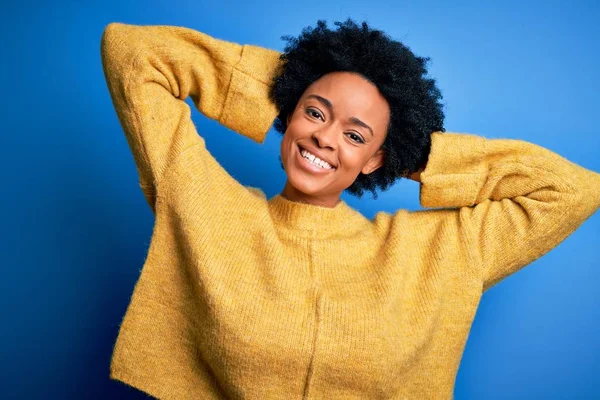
361, 148, 385, 175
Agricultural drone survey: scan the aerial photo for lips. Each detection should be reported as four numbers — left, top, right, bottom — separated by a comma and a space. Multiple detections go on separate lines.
296, 145, 336, 173
298, 145, 337, 169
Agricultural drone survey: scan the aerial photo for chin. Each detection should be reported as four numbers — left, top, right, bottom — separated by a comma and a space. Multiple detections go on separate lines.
287, 173, 327, 196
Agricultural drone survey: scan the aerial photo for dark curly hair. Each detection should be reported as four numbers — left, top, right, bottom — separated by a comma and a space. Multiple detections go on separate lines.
269, 19, 445, 198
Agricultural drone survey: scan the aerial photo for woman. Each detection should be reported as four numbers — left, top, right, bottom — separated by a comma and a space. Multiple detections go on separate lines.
100, 20, 600, 399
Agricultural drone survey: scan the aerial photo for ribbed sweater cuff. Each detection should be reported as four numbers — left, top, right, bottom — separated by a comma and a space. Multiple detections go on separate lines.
219, 44, 281, 143
419, 132, 487, 208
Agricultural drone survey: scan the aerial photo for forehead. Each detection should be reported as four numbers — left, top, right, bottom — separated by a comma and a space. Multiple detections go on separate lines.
301, 72, 390, 126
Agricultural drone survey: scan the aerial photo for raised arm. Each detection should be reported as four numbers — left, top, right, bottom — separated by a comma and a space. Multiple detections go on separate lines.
100, 23, 282, 211
417, 132, 600, 292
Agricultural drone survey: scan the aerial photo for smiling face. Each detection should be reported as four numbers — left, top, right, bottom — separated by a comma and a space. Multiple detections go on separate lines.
280, 71, 391, 207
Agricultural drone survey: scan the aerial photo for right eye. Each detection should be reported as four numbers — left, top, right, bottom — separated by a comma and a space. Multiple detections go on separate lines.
306, 108, 324, 121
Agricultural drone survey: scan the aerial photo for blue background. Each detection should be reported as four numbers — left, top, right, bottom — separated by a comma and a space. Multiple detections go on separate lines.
2, 0, 599, 398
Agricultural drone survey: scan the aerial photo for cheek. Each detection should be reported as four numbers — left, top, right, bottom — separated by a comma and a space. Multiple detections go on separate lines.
280, 131, 295, 166
281, 121, 303, 153
337, 148, 363, 171
279, 135, 287, 165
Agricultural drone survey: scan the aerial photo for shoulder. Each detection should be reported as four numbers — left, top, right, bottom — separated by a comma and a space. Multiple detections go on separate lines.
245, 186, 267, 200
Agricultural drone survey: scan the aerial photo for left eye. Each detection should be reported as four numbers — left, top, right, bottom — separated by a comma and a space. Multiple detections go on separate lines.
347, 133, 364, 143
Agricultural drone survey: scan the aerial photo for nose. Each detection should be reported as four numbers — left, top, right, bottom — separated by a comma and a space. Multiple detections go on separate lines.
311, 122, 339, 150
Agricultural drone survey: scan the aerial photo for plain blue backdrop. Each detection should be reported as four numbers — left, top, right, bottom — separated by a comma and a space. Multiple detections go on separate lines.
2, 0, 599, 398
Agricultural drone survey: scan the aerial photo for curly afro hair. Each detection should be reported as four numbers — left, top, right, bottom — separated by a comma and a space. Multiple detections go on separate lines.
269, 19, 445, 198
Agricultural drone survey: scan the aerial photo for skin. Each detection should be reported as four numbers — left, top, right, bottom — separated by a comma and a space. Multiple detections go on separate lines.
280, 71, 392, 208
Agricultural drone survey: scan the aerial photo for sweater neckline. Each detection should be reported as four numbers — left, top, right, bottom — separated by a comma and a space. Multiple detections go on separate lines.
267, 194, 366, 236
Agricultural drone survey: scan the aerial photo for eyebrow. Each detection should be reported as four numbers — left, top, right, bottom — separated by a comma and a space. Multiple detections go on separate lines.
306, 94, 374, 137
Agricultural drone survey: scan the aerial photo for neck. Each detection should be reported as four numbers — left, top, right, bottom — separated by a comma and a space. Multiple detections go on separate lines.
280, 181, 341, 208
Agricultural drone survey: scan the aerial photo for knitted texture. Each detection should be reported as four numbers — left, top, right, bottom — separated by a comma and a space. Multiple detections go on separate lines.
101, 22, 600, 399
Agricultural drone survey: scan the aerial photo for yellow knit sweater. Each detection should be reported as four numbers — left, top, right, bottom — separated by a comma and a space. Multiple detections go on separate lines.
100, 22, 600, 399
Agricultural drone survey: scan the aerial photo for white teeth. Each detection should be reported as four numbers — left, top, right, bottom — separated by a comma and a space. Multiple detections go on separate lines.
301, 149, 333, 169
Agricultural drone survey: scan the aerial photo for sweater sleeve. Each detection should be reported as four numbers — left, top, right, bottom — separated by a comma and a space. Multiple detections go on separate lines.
419, 131, 600, 292
100, 23, 281, 211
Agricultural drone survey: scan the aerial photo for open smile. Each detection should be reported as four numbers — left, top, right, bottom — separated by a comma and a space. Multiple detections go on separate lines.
297, 145, 336, 174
